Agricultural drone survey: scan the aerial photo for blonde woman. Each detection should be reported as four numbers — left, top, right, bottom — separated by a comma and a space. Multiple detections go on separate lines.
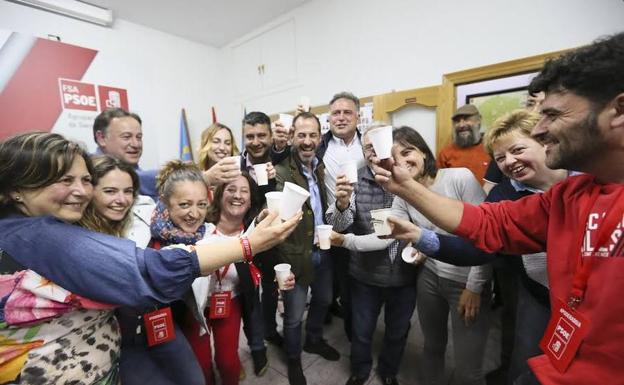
198, 123, 242, 194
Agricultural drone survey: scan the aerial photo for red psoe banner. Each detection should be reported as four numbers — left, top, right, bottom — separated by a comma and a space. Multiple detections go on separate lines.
59, 79, 98, 111
0, 35, 97, 139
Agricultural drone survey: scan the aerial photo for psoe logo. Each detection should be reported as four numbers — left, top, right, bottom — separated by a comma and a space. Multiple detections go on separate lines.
98, 85, 129, 111
547, 333, 567, 360
555, 318, 575, 343
59, 79, 97, 111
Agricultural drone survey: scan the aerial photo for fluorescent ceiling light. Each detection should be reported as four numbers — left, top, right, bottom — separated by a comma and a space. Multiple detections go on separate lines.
10, 0, 114, 27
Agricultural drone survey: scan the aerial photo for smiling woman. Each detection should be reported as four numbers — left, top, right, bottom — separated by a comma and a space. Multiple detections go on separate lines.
187, 173, 268, 384
198, 123, 240, 171
79, 155, 139, 237
151, 160, 209, 243
11, 152, 93, 221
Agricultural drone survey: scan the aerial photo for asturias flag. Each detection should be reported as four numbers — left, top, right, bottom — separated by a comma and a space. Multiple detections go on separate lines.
179, 109, 193, 162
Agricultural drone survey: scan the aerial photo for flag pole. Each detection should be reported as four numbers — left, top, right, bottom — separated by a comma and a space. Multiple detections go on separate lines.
181, 108, 194, 162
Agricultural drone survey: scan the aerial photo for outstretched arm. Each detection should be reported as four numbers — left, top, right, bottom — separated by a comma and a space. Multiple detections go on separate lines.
0, 212, 299, 308
387, 216, 498, 266
372, 159, 464, 232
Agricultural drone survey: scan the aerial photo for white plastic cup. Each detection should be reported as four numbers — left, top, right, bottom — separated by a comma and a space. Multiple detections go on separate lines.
316, 224, 333, 250
368, 125, 394, 159
300, 96, 311, 112
280, 182, 310, 220
274, 263, 292, 290
253, 163, 269, 186
265, 191, 283, 226
279, 113, 294, 132
370, 208, 393, 236
341, 160, 358, 184
226, 156, 241, 171
402, 245, 427, 264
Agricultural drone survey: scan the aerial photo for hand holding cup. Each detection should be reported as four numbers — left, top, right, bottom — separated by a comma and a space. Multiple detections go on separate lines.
203, 156, 241, 187
272, 121, 290, 151
335, 175, 354, 211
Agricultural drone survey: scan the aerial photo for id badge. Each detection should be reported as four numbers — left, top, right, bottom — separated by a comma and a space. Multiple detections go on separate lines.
143, 306, 176, 347
209, 291, 232, 319
539, 297, 590, 373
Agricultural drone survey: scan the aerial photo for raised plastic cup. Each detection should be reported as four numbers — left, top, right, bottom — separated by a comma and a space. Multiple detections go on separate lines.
280, 182, 310, 220
264, 191, 283, 226
253, 163, 269, 186
341, 160, 358, 184
225, 156, 241, 171
367, 125, 393, 159
370, 208, 393, 236
279, 113, 294, 131
316, 224, 333, 250
300, 96, 311, 112
274, 263, 292, 290
402, 245, 427, 264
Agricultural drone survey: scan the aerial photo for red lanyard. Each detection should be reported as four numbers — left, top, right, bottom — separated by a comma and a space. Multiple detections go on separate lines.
215, 263, 230, 287
569, 184, 624, 308
212, 224, 245, 287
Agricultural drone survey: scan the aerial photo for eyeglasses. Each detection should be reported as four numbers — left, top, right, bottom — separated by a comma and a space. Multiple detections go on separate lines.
363, 145, 375, 155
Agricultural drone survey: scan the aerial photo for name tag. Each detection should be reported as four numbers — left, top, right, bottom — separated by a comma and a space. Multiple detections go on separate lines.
539, 297, 590, 373
209, 291, 232, 319
143, 307, 176, 347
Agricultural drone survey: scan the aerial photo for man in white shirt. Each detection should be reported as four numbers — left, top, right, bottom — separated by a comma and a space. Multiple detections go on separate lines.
316, 92, 366, 338
317, 92, 366, 203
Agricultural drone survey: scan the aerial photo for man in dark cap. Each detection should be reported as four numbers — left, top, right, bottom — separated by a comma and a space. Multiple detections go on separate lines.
437, 104, 491, 184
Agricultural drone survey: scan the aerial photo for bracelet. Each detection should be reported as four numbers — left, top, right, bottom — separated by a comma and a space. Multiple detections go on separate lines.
240, 236, 253, 262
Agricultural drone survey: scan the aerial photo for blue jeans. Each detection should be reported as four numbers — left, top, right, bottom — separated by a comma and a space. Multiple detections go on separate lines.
282, 250, 333, 359
242, 289, 267, 352
350, 278, 417, 378
120, 322, 205, 385
509, 283, 550, 383
262, 268, 280, 337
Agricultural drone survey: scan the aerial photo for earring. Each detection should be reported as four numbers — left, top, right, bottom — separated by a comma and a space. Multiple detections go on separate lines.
13, 195, 21, 202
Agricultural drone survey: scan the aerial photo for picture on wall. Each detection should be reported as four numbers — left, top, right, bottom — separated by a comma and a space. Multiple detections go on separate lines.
455, 71, 537, 131
466, 87, 528, 131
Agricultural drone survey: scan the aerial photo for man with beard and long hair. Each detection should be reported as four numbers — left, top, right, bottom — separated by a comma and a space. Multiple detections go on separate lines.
437, 104, 491, 184
274, 112, 339, 385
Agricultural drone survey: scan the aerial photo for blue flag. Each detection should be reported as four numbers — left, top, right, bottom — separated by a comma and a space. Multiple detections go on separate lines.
179, 109, 193, 162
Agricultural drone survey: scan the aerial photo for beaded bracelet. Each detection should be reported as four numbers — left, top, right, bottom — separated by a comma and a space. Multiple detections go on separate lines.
240, 236, 253, 262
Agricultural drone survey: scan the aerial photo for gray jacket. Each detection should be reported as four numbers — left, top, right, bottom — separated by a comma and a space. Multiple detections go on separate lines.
326, 166, 418, 287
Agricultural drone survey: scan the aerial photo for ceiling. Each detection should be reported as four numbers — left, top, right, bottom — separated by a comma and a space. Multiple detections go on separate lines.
87, 0, 309, 47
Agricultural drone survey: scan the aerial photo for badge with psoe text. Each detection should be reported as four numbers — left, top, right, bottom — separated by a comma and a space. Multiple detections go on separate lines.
539, 297, 590, 373
143, 307, 176, 347
209, 291, 232, 319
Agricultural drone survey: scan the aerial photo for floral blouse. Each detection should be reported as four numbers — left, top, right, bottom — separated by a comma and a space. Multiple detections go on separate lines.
1, 269, 119, 385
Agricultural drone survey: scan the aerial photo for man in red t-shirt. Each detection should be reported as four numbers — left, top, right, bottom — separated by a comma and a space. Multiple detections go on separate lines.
373, 32, 624, 385
437, 104, 491, 184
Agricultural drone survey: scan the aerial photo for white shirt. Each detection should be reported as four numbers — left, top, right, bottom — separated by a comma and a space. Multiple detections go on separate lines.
191, 223, 242, 335
323, 133, 365, 204
127, 195, 155, 248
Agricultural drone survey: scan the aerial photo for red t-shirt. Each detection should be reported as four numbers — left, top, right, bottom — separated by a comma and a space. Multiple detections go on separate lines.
437, 143, 490, 185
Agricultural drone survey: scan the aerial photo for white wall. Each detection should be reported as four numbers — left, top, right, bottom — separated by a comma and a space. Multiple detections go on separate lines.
2, 0, 623, 165
0, 1, 220, 169
217, 0, 624, 135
